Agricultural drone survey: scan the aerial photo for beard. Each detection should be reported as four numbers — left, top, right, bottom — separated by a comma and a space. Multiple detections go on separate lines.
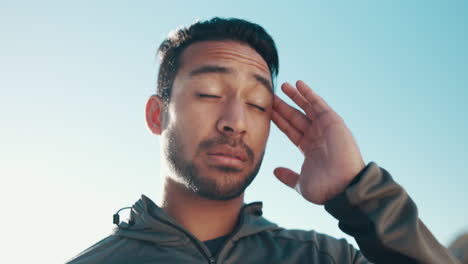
164, 126, 265, 201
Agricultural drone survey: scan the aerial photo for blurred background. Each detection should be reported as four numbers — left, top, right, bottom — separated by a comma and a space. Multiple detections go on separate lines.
1, 0, 467, 263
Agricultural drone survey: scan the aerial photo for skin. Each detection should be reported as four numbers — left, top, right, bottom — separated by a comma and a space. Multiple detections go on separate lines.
146, 40, 365, 241
272, 81, 365, 204
146, 40, 273, 240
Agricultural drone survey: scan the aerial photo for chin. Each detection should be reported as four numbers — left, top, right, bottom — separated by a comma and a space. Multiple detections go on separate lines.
190, 166, 257, 201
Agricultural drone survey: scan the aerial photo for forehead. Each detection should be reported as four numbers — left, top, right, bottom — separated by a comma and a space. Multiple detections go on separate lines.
178, 40, 271, 78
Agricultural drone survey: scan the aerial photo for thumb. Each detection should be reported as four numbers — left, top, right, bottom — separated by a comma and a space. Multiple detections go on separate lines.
273, 167, 300, 189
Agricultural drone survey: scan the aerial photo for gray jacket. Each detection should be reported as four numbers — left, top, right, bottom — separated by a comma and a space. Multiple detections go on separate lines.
67, 163, 459, 263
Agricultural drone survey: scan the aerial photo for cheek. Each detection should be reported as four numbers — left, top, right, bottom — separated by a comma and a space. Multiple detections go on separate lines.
248, 118, 270, 150
171, 102, 217, 154
178, 95, 222, 129
183, 102, 218, 131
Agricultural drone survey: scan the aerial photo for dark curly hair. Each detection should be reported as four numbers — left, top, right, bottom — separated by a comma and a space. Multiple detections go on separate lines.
156, 17, 279, 104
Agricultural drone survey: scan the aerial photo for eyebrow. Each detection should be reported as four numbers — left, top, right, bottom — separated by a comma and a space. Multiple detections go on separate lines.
189, 65, 273, 94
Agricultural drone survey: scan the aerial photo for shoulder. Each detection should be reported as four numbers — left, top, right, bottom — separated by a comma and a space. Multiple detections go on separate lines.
249, 227, 362, 262
66, 235, 150, 264
272, 228, 355, 251
230, 226, 365, 263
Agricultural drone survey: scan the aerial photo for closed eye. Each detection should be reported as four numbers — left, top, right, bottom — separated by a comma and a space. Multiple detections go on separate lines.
248, 103, 266, 112
197, 93, 221, 98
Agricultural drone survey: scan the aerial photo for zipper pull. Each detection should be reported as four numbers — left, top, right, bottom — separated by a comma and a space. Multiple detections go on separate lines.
209, 257, 215, 264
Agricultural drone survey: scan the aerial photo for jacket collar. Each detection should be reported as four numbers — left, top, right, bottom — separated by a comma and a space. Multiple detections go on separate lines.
113, 195, 279, 245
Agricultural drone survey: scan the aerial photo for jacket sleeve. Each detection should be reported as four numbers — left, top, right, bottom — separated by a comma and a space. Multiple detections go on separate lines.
324, 162, 460, 264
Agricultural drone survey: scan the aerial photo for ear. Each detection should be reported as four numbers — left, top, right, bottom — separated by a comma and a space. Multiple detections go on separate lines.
145, 95, 165, 135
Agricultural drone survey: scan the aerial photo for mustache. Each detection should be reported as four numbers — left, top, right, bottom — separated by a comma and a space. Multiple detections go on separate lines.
197, 136, 255, 162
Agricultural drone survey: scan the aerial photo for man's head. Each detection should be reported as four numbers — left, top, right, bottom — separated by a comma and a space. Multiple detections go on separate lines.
146, 17, 279, 200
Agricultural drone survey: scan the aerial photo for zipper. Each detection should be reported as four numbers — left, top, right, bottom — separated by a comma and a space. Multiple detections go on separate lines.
151, 202, 261, 264
214, 202, 261, 262
152, 216, 215, 263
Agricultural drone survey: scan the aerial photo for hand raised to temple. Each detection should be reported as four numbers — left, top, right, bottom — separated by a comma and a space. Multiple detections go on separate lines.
272, 80, 365, 205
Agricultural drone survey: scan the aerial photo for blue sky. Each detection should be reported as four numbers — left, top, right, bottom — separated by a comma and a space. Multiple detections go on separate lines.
1, 1, 467, 263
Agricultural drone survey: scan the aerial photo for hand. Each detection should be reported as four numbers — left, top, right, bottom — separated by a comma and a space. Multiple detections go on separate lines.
272, 80, 365, 205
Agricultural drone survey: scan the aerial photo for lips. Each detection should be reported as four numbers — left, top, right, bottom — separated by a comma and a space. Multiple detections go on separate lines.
206, 146, 248, 162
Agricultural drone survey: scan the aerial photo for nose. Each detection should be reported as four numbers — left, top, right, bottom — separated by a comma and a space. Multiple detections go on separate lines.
216, 99, 247, 137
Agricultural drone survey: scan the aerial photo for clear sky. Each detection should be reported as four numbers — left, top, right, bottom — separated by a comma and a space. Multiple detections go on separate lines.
1, 1, 467, 263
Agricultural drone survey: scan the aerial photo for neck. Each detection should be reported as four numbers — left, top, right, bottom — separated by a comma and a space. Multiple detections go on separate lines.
161, 177, 244, 242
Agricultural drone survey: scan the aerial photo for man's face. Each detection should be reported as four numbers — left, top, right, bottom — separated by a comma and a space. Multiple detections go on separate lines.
161, 40, 273, 200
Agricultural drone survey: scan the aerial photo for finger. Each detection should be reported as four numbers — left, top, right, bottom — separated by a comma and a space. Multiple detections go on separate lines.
281, 82, 310, 112
271, 110, 303, 146
273, 95, 310, 132
281, 82, 317, 119
273, 167, 300, 189
296, 80, 332, 117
